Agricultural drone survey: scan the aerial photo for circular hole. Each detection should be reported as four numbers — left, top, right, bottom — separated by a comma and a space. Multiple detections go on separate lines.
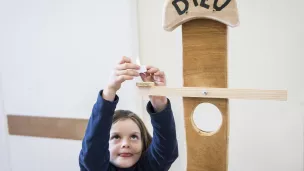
192, 103, 223, 134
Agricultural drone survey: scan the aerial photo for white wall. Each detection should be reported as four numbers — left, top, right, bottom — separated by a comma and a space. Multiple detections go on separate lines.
0, 6, 11, 168
0, 0, 140, 170
138, 0, 304, 171
228, 1, 303, 170
0, 73, 11, 171
0, 0, 140, 118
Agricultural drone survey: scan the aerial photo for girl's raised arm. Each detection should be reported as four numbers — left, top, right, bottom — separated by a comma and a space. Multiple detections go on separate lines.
79, 90, 119, 171
141, 99, 179, 171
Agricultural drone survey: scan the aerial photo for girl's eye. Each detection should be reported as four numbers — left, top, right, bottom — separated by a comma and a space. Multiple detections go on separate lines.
131, 135, 139, 140
111, 135, 120, 140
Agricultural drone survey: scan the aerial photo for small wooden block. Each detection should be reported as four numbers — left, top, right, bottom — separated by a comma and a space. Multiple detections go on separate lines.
136, 82, 155, 87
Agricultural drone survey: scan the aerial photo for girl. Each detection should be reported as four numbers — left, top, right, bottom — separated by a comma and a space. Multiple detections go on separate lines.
79, 56, 178, 171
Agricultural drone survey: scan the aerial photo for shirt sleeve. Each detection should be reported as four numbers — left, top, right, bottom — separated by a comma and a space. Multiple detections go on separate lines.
79, 90, 119, 171
143, 98, 179, 171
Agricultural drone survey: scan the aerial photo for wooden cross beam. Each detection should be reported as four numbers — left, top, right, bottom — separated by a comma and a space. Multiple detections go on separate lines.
137, 86, 287, 101
136, 0, 287, 171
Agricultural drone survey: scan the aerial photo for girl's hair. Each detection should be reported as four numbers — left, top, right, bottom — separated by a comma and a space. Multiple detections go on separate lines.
113, 110, 152, 153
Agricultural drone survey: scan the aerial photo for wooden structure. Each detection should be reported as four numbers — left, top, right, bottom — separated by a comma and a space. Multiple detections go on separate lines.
6, 1, 287, 171
137, 0, 287, 171
167, 1, 235, 170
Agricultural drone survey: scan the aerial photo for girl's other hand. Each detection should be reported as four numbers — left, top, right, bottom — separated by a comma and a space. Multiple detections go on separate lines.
140, 66, 168, 112
103, 56, 140, 101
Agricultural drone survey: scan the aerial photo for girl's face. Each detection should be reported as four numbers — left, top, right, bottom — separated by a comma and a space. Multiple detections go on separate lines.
109, 118, 143, 168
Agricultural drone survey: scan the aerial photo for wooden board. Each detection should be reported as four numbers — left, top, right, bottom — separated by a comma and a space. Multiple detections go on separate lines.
136, 82, 155, 87
182, 19, 228, 171
7, 115, 88, 140
163, 0, 239, 31
138, 87, 287, 101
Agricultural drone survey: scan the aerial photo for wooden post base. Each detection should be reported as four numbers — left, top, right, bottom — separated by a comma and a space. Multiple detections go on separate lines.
183, 19, 228, 171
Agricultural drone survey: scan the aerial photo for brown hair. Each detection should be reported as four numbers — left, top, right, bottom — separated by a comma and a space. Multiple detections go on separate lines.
112, 110, 152, 153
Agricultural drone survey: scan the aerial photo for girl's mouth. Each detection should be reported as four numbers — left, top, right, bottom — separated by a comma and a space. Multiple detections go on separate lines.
119, 153, 133, 157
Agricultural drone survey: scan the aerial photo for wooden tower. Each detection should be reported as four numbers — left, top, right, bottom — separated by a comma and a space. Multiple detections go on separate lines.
165, 0, 238, 170
138, 0, 287, 171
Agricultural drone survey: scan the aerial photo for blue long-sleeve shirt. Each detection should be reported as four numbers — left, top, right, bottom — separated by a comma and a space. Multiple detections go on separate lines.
79, 90, 178, 171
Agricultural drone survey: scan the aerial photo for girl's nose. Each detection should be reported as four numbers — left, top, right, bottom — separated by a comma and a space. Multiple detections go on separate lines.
121, 139, 130, 148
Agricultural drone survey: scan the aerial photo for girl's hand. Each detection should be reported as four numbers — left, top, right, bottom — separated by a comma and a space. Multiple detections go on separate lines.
140, 66, 168, 112
103, 56, 140, 101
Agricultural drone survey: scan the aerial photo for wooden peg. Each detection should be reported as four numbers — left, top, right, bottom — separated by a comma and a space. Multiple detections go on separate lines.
136, 82, 155, 87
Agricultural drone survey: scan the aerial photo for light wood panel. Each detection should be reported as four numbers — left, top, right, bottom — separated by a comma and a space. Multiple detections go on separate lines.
138, 87, 287, 101
182, 19, 228, 171
7, 115, 88, 140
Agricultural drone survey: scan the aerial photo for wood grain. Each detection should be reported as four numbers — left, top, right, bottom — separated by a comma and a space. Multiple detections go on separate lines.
136, 82, 155, 87
7, 115, 88, 140
182, 19, 228, 171
138, 87, 287, 101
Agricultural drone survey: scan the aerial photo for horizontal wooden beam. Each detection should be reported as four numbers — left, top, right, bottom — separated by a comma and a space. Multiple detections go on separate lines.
7, 115, 88, 140
137, 87, 287, 101
6, 87, 287, 140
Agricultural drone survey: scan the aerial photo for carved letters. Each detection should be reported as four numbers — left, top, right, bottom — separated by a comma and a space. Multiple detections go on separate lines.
172, 0, 232, 15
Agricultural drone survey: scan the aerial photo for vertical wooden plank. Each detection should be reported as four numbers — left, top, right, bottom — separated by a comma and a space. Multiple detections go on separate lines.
182, 19, 229, 171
